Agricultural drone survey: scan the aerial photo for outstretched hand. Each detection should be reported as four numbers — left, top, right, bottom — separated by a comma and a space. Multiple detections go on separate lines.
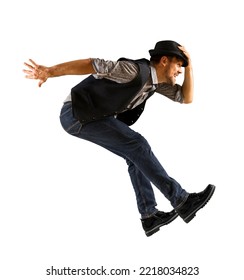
23, 59, 49, 87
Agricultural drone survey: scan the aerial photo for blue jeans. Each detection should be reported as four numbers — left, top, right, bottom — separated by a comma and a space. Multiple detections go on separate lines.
60, 102, 188, 218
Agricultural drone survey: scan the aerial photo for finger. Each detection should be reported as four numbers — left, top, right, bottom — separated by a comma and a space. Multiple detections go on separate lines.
24, 59, 38, 70
24, 62, 34, 70
38, 79, 46, 87
23, 69, 35, 79
23, 73, 34, 79
25, 75, 35, 80
178, 46, 189, 56
178, 46, 185, 51
23, 69, 33, 74
29, 59, 38, 67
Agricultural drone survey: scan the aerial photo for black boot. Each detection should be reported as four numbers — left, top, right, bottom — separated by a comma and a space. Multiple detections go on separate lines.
141, 210, 178, 237
176, 184, 216, 223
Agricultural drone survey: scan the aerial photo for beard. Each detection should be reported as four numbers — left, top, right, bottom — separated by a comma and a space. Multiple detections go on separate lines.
165, 76, 176, 86
164, 67, 177, 86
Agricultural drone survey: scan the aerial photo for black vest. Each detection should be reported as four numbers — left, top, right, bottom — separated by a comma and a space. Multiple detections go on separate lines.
71, 58, 154, 126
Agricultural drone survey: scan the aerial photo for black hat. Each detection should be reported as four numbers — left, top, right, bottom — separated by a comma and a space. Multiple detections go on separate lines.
149, 40, 188, 67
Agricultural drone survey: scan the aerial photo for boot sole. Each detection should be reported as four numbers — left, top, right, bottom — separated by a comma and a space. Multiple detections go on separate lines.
184, 185, 216, 223
145, 212, 179, 237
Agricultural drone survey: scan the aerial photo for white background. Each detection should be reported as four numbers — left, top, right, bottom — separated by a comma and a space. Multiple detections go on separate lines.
1, 0, 243, 279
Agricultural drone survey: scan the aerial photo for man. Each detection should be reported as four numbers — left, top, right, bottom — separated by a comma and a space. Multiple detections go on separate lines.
23, 40, 215, 237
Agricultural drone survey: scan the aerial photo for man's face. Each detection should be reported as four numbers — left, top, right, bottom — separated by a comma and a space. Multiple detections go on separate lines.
164, 57, 183, 85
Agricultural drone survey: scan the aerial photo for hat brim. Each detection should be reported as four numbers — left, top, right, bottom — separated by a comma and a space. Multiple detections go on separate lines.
149, 50, 188, 67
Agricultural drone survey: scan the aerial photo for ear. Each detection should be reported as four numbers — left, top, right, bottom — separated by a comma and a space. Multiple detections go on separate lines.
160, 56, 169, 66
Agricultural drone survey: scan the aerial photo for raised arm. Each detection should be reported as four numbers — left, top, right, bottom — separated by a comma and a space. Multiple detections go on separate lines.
23, 58, 95, 87
178, 46, 194, 104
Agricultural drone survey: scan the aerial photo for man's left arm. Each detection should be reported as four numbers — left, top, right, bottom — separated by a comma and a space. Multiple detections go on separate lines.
179, 46, 194, 104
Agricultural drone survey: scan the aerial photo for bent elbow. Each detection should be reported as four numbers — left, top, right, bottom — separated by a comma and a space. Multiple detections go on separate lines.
183, 98, 193, 104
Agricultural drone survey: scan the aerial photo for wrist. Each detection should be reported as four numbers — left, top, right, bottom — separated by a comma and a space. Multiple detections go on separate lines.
47, 66, 56, 78
185, 65, 193, 74
185, 62, 192, 69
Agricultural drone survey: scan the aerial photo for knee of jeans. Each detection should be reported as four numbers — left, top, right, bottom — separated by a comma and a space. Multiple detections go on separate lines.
135, 133, 151, 149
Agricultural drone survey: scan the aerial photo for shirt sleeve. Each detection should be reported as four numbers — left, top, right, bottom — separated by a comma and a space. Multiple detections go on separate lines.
91, 58, 139, 83
156, 83, 184, 103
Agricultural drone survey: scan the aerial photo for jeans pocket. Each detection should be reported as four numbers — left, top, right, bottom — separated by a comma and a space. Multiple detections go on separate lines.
65, 120, 83, 135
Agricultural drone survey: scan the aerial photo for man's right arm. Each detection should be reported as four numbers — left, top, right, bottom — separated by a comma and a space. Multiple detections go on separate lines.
23, 58, 95, 87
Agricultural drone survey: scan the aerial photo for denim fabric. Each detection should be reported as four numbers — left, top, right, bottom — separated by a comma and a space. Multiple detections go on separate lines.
60, 102, 188, 218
